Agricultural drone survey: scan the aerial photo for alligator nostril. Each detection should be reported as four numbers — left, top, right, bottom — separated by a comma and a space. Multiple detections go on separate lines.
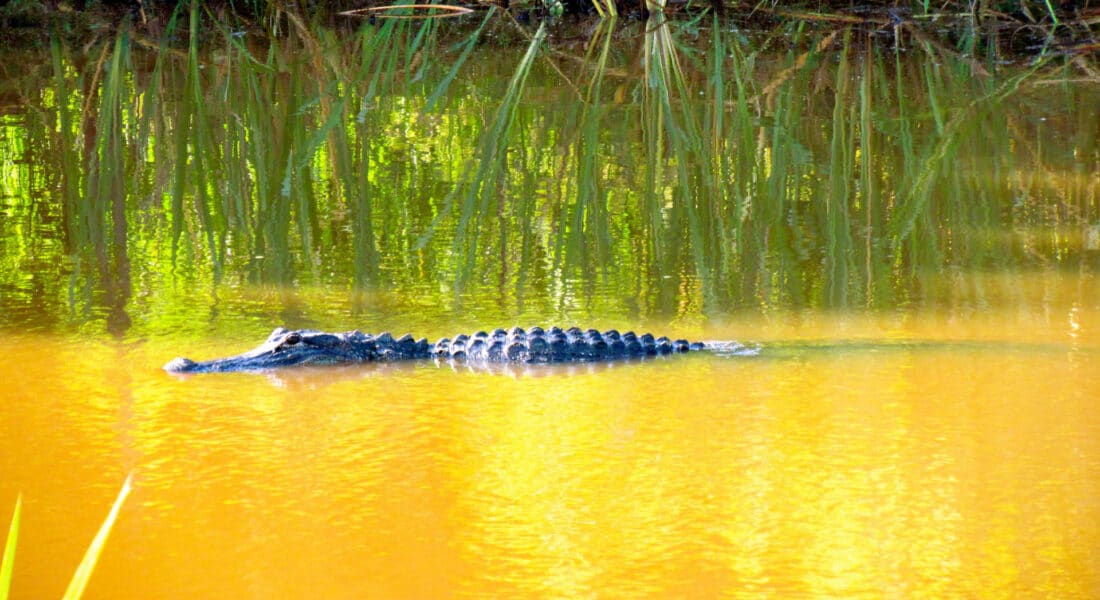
164, 357, 197, 372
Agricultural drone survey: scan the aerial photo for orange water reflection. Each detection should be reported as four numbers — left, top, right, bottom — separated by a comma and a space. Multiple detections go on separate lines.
1, 310, 1098, 599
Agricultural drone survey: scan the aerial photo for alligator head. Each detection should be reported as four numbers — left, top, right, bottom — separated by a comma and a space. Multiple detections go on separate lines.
163, 328, 429, 373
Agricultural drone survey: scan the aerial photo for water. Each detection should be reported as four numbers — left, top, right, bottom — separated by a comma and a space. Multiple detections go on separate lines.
1, 14, 1098, 599
2, 309, 1097, 598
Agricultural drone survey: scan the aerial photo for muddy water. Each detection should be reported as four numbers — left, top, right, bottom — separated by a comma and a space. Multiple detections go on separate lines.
2, 297, 1097, 599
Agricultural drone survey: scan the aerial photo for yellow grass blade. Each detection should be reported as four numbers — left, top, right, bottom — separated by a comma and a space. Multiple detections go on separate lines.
61, 474, 133, 600
0, 496, 21, 600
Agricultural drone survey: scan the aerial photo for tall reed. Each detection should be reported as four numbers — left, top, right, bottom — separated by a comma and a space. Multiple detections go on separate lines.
0, 474, 132, 600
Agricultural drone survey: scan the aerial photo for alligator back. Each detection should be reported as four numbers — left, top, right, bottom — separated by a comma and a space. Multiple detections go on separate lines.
431, 326, 703, 363
165, 325, 706, 373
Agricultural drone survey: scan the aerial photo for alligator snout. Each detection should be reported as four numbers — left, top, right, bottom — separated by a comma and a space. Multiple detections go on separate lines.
163, 357, 198, 372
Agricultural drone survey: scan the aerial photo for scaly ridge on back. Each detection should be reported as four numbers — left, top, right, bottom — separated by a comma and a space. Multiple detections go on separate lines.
429, 326, 702, 364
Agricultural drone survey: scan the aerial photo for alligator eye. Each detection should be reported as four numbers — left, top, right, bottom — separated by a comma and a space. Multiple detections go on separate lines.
283, 333, 302, 346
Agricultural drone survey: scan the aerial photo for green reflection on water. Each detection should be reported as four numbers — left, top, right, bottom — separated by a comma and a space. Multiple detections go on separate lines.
0, 18, 1096, 338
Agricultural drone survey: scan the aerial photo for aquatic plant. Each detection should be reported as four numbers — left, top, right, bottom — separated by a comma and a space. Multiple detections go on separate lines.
0, 497, 17, 600
0, 14, 1094, 335
0, 474, 132, 600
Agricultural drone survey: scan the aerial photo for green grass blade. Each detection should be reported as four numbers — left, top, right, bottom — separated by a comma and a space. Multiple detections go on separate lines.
414, 22, 546, 255
0, 496, 21, 600
61, 473, 133, 600
424, 6, 495, 113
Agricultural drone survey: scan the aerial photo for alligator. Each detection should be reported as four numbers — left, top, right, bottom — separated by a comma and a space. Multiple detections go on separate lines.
164, 326, 715, 373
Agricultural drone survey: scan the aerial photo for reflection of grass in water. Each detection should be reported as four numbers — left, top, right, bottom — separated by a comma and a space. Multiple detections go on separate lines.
19, 17, 1095, 331
0, 474, 132, 600
415, 22, 548, 291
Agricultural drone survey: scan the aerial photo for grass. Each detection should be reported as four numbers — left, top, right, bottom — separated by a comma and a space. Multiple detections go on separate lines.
0, 497, 18, 600
0, 474, 133, 600
0, 13, 1094, 334
415, 21, 549, 288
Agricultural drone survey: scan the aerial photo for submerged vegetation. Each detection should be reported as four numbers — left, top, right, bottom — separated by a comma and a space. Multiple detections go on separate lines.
0, 1, 1096, 337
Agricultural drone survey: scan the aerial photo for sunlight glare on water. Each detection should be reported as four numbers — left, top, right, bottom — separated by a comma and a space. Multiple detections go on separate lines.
1, 305, 1097, 599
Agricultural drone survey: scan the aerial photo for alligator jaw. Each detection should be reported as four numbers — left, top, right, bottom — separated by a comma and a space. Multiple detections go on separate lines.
163, 355, 282, 373
163, 327, 431, 374
163, 328, 318, 373
162, 351, 293, 373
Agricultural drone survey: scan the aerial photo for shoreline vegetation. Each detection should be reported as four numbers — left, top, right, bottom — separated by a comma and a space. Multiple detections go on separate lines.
0, 0, 1096, 335
2, 0, 1098, 60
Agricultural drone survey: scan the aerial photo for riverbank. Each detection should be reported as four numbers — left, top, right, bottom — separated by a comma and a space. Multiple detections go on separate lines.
3, 0, 1098, 60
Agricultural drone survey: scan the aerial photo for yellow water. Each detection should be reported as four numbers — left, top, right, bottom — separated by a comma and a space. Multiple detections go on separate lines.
2, 308, 1098, 599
